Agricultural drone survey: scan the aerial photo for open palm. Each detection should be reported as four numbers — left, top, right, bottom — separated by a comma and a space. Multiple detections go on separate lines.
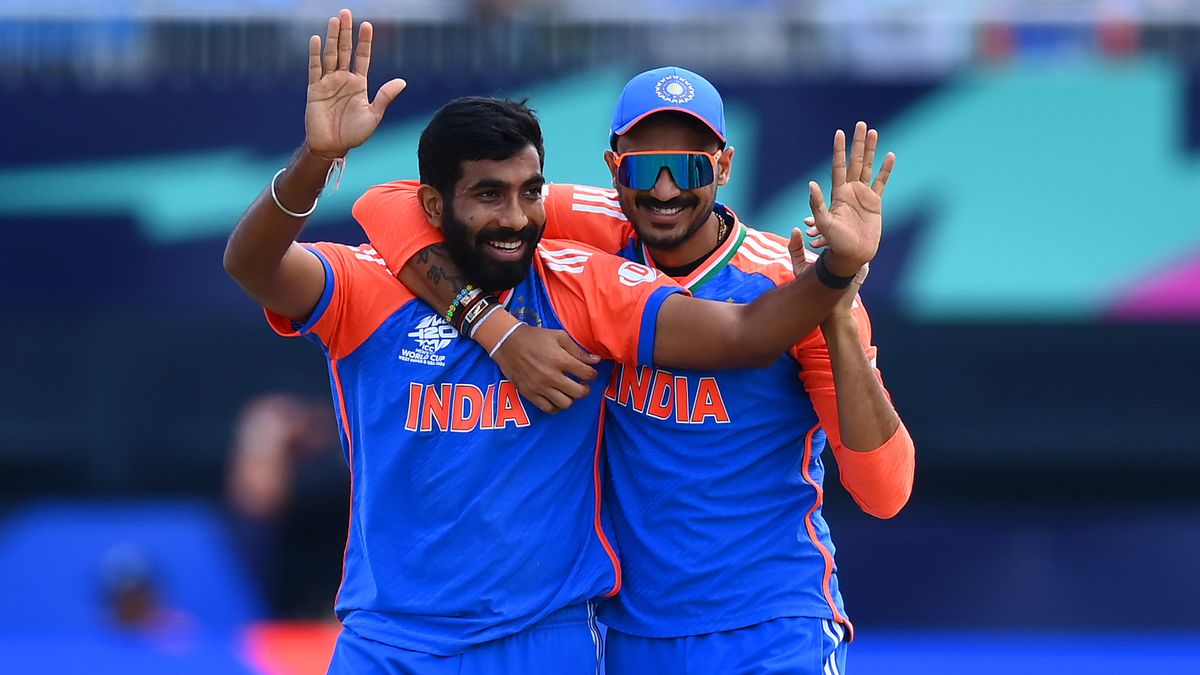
304, 10, 407, 160
804, 122, 895, 277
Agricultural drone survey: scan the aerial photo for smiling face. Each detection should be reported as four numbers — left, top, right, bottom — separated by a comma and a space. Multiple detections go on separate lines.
606, 112, 734, 253
439, 144, 547, 291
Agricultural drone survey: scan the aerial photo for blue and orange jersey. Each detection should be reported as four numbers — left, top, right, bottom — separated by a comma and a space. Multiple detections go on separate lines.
263, 233, 684, 655
357, 181, 915, 639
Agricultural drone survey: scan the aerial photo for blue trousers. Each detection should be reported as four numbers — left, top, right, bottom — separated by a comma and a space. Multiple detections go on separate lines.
328, 604, 602, 675
605, 617, 849, 675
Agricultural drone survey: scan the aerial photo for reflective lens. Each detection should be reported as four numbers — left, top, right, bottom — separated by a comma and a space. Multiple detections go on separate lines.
616, 152, 717, 190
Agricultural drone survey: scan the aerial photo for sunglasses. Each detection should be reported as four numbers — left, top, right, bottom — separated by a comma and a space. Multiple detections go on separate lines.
614, 151, 720, 191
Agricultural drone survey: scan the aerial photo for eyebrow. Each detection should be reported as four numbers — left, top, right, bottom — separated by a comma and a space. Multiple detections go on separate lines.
464, 178, 509, 191
465, 175, 546, 192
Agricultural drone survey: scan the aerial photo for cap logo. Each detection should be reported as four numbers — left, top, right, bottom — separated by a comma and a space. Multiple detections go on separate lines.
655, 75, 695, 104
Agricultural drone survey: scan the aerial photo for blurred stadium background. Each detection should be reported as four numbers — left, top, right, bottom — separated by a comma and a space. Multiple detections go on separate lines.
1, 0, 1198, 672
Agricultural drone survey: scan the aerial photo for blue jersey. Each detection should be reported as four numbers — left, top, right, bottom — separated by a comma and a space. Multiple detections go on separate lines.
265, 239, 683, 655
541, 186, 913, 639
599, 221, 842, 636
354, 181, 916, 643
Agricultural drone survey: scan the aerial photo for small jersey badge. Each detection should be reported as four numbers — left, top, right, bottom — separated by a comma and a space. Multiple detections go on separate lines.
617, 261, 658, 287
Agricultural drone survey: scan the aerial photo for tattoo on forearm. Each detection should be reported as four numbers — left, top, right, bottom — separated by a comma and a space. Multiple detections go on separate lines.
417, 244, 469, 293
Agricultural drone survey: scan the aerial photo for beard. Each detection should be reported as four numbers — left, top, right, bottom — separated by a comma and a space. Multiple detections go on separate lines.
627, 193, 713, 250
441, 200, 543, 292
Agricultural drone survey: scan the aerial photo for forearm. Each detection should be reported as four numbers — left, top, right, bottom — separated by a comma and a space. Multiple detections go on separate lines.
654, 265, 847, 370
398, 242, 530, 359
730, 265, 846, 366
821, 311, 899, 451
224, 145, 333, 291
399, 243, 470, 313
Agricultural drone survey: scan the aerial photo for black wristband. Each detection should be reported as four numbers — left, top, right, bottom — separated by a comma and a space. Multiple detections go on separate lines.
815, 250, 857, 290
458, 295, 499, 337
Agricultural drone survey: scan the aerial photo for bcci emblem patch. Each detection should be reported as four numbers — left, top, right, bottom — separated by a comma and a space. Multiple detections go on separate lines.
655, 75, 695, 104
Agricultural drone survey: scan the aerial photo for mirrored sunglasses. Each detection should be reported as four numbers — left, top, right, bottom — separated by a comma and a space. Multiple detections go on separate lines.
615, 151, 719, 191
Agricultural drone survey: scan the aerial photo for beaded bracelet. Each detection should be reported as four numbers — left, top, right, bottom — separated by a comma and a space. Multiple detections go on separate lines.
446, 285, 482, 324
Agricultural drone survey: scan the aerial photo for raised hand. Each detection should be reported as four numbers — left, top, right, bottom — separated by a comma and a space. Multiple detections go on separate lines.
805, 121, 895, 277
305, 9, 407, 160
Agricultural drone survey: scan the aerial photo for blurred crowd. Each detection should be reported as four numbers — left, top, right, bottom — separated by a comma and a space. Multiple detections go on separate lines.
226, 394, 347, 619
1, 0, 1198, 89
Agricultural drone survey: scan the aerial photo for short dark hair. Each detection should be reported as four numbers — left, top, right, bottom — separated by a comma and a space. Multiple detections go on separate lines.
418, 97, 545, 195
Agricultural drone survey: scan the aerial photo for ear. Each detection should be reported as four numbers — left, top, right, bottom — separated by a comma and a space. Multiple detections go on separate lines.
416, 184, 444, 229
603, 150, 620, 188
716, 146, 734, 187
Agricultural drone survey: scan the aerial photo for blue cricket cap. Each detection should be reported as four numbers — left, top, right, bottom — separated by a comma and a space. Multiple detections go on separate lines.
610, 66, 727, 148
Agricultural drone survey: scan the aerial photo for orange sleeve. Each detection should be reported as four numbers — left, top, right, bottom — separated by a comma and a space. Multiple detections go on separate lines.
545, 184, 636, 253
791, 297, 915, 519
351, 180, 444, 274
263, 242, 414, 360
534, 241, 687, 365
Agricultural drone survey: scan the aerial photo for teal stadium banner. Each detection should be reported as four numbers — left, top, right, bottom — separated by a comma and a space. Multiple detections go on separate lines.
3, 57, 1198, 321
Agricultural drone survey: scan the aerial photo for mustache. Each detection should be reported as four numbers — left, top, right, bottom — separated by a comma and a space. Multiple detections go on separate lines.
476, 224, 540, 245
635, 196, 698, 210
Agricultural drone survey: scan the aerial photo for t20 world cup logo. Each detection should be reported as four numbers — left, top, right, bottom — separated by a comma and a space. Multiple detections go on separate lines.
408, 315, 458, 353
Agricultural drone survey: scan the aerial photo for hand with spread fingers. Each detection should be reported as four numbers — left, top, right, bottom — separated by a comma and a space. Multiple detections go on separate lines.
305, 8, 408, 160
803, 121, 895, 278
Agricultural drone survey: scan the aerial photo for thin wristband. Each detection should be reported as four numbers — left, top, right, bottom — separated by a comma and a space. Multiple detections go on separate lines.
459, 297, 497, 337
474, 310, 520, 353
269, 157, 345, 219
488, 323, 524, 358
270, 168, 319, 218
467, 304, 501, 339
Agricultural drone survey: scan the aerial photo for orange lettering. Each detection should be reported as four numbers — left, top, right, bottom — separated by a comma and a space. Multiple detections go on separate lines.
494, 381, 531, 429
604, 366, 620, 401
618, 364, 653, 412
673, 376, 691, 423
420, 383, 453, 432
690, 377, 730, 423
405, 382, 422, 431
452, 384, 484, 432
647, 370, 673, 420
481, 384, 496, 430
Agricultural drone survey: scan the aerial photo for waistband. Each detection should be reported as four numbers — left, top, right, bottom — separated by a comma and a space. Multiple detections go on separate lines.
534, 602, 592, 629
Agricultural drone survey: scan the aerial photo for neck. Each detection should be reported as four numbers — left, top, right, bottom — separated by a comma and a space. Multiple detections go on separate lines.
645, 210, 725, 270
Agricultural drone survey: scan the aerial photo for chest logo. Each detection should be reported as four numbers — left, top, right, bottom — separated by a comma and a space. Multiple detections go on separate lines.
399, 314, 458, 367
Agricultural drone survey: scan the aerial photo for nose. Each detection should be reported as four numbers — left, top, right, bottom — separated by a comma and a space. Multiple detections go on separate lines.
495, 194, 528, 231
649, 167, 682, 201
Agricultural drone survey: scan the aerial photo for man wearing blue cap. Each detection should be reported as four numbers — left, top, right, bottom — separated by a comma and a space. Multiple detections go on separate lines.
365, 64, 914, 673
